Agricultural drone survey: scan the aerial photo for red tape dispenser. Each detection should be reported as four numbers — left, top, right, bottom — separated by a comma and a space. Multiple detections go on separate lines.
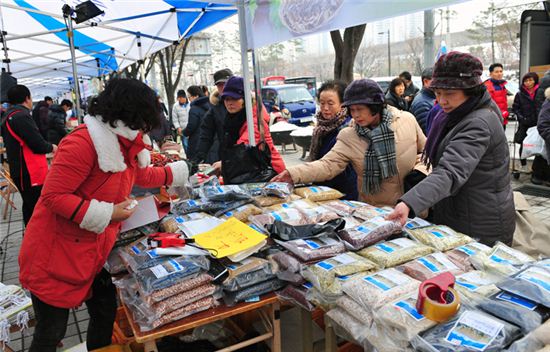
416, 272, 461, 323
147, 233, 194, 249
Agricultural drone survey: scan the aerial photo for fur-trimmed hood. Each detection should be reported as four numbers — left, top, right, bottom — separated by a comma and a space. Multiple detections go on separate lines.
83, 114, 151, 173
209, 88, 221, 106
546, 87, 550, 100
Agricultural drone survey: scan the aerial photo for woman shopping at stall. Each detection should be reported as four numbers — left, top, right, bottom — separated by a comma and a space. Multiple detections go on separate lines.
308, 80, 358, 200
19, 78, 192, 352
272, 78, 426, 207
387, 52, 515, 246
212, 76, 285, 182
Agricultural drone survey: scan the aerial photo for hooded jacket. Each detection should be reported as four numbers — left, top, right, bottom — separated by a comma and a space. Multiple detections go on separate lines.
184, 96, 210, 160
537, 88, 550, 162
401, 92, 515, 246
46, 104, 68, 145
288, 106, 426, 206
19, 115, 190, 308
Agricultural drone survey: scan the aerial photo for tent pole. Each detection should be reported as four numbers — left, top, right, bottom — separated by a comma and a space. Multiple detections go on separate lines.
237, 0, 255, 146
65, 15, 82, 123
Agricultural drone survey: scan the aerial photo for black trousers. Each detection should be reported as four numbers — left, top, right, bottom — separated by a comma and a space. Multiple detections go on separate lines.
29, 269, 117, 352
532, 155, 550, 181
15, 184, 42, 225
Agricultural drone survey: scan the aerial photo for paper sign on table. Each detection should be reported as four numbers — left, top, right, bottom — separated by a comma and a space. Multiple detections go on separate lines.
120, 195, 160, 232
193, 218, 267, 258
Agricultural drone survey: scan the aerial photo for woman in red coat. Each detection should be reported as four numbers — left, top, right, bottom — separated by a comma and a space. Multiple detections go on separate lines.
19, 79, 190, 352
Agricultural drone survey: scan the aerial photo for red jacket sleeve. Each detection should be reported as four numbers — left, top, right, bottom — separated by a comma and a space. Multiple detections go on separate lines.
134, 165, 174, 188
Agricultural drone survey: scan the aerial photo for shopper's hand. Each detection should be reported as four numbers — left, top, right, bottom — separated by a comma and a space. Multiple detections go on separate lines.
271, 169, 294, 185
385, 202, 410, 226
212, 161, 222, 176
111, 199, 137, 222
177, 128, 183, 136
52, 144, 58, 154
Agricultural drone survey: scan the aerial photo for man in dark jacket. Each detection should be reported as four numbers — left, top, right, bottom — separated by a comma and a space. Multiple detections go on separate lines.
399, 71, 420, 104
31, 96, 52, 139
1, 85, 55, 225
537, 88, 550, 178
46, 99, 72, 145
410, 68, 435, 133
194, 68, 233, 164
184, 85, 210, 161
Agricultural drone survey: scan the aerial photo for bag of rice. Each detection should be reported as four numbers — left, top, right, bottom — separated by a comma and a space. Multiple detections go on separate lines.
325, 307, 370, 347
497, 265, 550, 307
407, 225, 472, 251
220, 204, 263, 222
342, 268, 420, 312
306, 286, 339, 311
302, 253, 377, 296
276, 236, 346, 262
477, 290, 550, 333
412, 309, 521, 352
268, 251, 304, 284
353, 205, 393, 221
318, 200, 371, 217
471, 242, 536, 277
250, 208, 310, 228
375, 293, 437, 347
445, 242, 492, 272
358, 237, 433, 268
336, 295, 373, 326
338, 217, 402, 250
254, 195, 288, 207
141, 272, 213, 305
454, 271, 501, 301
299, 206, 340, 223
294, 185, 344, 202
404, 217, 432, 230
398, 252, 464, 282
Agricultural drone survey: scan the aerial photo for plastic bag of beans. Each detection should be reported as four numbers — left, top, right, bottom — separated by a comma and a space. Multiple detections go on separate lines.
294, 185, 344, 202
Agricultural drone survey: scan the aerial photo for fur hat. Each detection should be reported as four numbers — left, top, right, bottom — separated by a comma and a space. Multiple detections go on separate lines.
430, 51, 483, 90
342, 79, 385, 107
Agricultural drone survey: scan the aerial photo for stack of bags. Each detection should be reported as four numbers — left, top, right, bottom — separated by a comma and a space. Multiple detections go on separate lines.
0, 283, 33, 345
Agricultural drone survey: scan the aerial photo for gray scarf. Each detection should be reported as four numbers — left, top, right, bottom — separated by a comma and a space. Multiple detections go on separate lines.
355, 108, 398, 195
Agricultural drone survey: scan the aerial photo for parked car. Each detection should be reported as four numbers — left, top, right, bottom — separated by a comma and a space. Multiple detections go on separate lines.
261, 84, 316, 126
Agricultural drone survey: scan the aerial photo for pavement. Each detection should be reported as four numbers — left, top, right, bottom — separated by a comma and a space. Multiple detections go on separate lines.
1, 119, 549, 351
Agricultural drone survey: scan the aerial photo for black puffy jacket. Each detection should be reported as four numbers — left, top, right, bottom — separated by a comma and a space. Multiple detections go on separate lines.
513, 86, 539, 127
46, 104, 67, 145
184, 96, 210, 161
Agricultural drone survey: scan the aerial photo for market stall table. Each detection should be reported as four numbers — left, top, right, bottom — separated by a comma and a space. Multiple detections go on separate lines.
121, 293, 281, 352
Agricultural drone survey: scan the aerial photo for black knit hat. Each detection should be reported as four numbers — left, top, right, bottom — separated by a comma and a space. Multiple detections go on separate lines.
213, 68, 233, 85
342, 79, 385, 107
430, 51, 483, 90
177, 89, 186, 98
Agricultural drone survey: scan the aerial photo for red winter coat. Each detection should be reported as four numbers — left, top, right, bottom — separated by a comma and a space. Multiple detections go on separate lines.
236, 107, 286, 174
484, 79, 509, 124
19, 119, 188, 308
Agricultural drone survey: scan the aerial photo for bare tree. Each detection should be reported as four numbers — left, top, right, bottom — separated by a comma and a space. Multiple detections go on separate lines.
118, 53, 158, 80
331, 24, 367, 83
354, 46, 382, 78
404, 37, 424, 75
157, 38, 192, 120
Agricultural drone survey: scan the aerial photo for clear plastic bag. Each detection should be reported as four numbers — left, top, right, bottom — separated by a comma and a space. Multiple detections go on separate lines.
454, 271, 501, 301
342, 268, 420, 312
507, 320, 550, 352
404, 217, 432, 230
250, 208, 310, 228
135, 256, 210, 293
254, 195, 288, 207
302, 253, 377, 296
412, 308, 521, 352
365, 320, 416, 352
200, 184, 251, 202
223, 278, 285, 306
261, 182, 294, 198
397, 252, 463, 282
276, 283, 315, 311
293, 185, 344, 202
266, 199, 318, 211
172, 198, 228, 215
220, 204, 263, 222
275, 236, 346, 262
407, 225, 473, 251
0, 284, 33, 330
105, 247, 127, 275
375, 293, 437, 348
141, 272, 213, 305
471, 242, 536, 277
318, 200, 371, 217
306, 286, 339, 311
325, 307, 370, 347
353, 205, 393, 221
336, 295, 373, 326
497, 265, 550, 307
115, 222, 160, 248
160, 213, 212, 233
445, 242, 492, 272
477, 290, 550, 334
222, 257, 275, 292
299, 206, 340, 223
338, 217, 402, 250
358, 237, 434, 268
268, 251, 304, 284
120, 237, 176, 272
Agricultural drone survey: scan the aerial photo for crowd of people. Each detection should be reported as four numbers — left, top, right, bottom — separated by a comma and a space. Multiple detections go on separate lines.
1, 50, 550, 350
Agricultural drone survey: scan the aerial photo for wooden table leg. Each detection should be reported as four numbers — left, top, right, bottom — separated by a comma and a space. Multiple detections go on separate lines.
325, 321, 337, 352
143, 340, 159, 352
271, 301, 282, 352
300, 308, 313, 352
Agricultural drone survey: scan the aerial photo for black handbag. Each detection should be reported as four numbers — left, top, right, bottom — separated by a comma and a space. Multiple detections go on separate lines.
221, 102, 277, 184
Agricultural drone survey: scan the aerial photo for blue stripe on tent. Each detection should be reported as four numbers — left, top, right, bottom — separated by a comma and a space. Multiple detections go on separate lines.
163, 1, 236, 37
14, 0, 118, 72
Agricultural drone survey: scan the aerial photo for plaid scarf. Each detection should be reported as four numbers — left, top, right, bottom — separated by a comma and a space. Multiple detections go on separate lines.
308, 107, 348, 161
355, 108, 398, 195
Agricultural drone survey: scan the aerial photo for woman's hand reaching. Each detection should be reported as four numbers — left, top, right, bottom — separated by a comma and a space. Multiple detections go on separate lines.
385, 202, 410, 226
271, 169, 294, 185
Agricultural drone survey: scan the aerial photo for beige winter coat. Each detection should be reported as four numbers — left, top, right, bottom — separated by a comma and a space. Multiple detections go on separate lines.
288, 106, 426, 206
